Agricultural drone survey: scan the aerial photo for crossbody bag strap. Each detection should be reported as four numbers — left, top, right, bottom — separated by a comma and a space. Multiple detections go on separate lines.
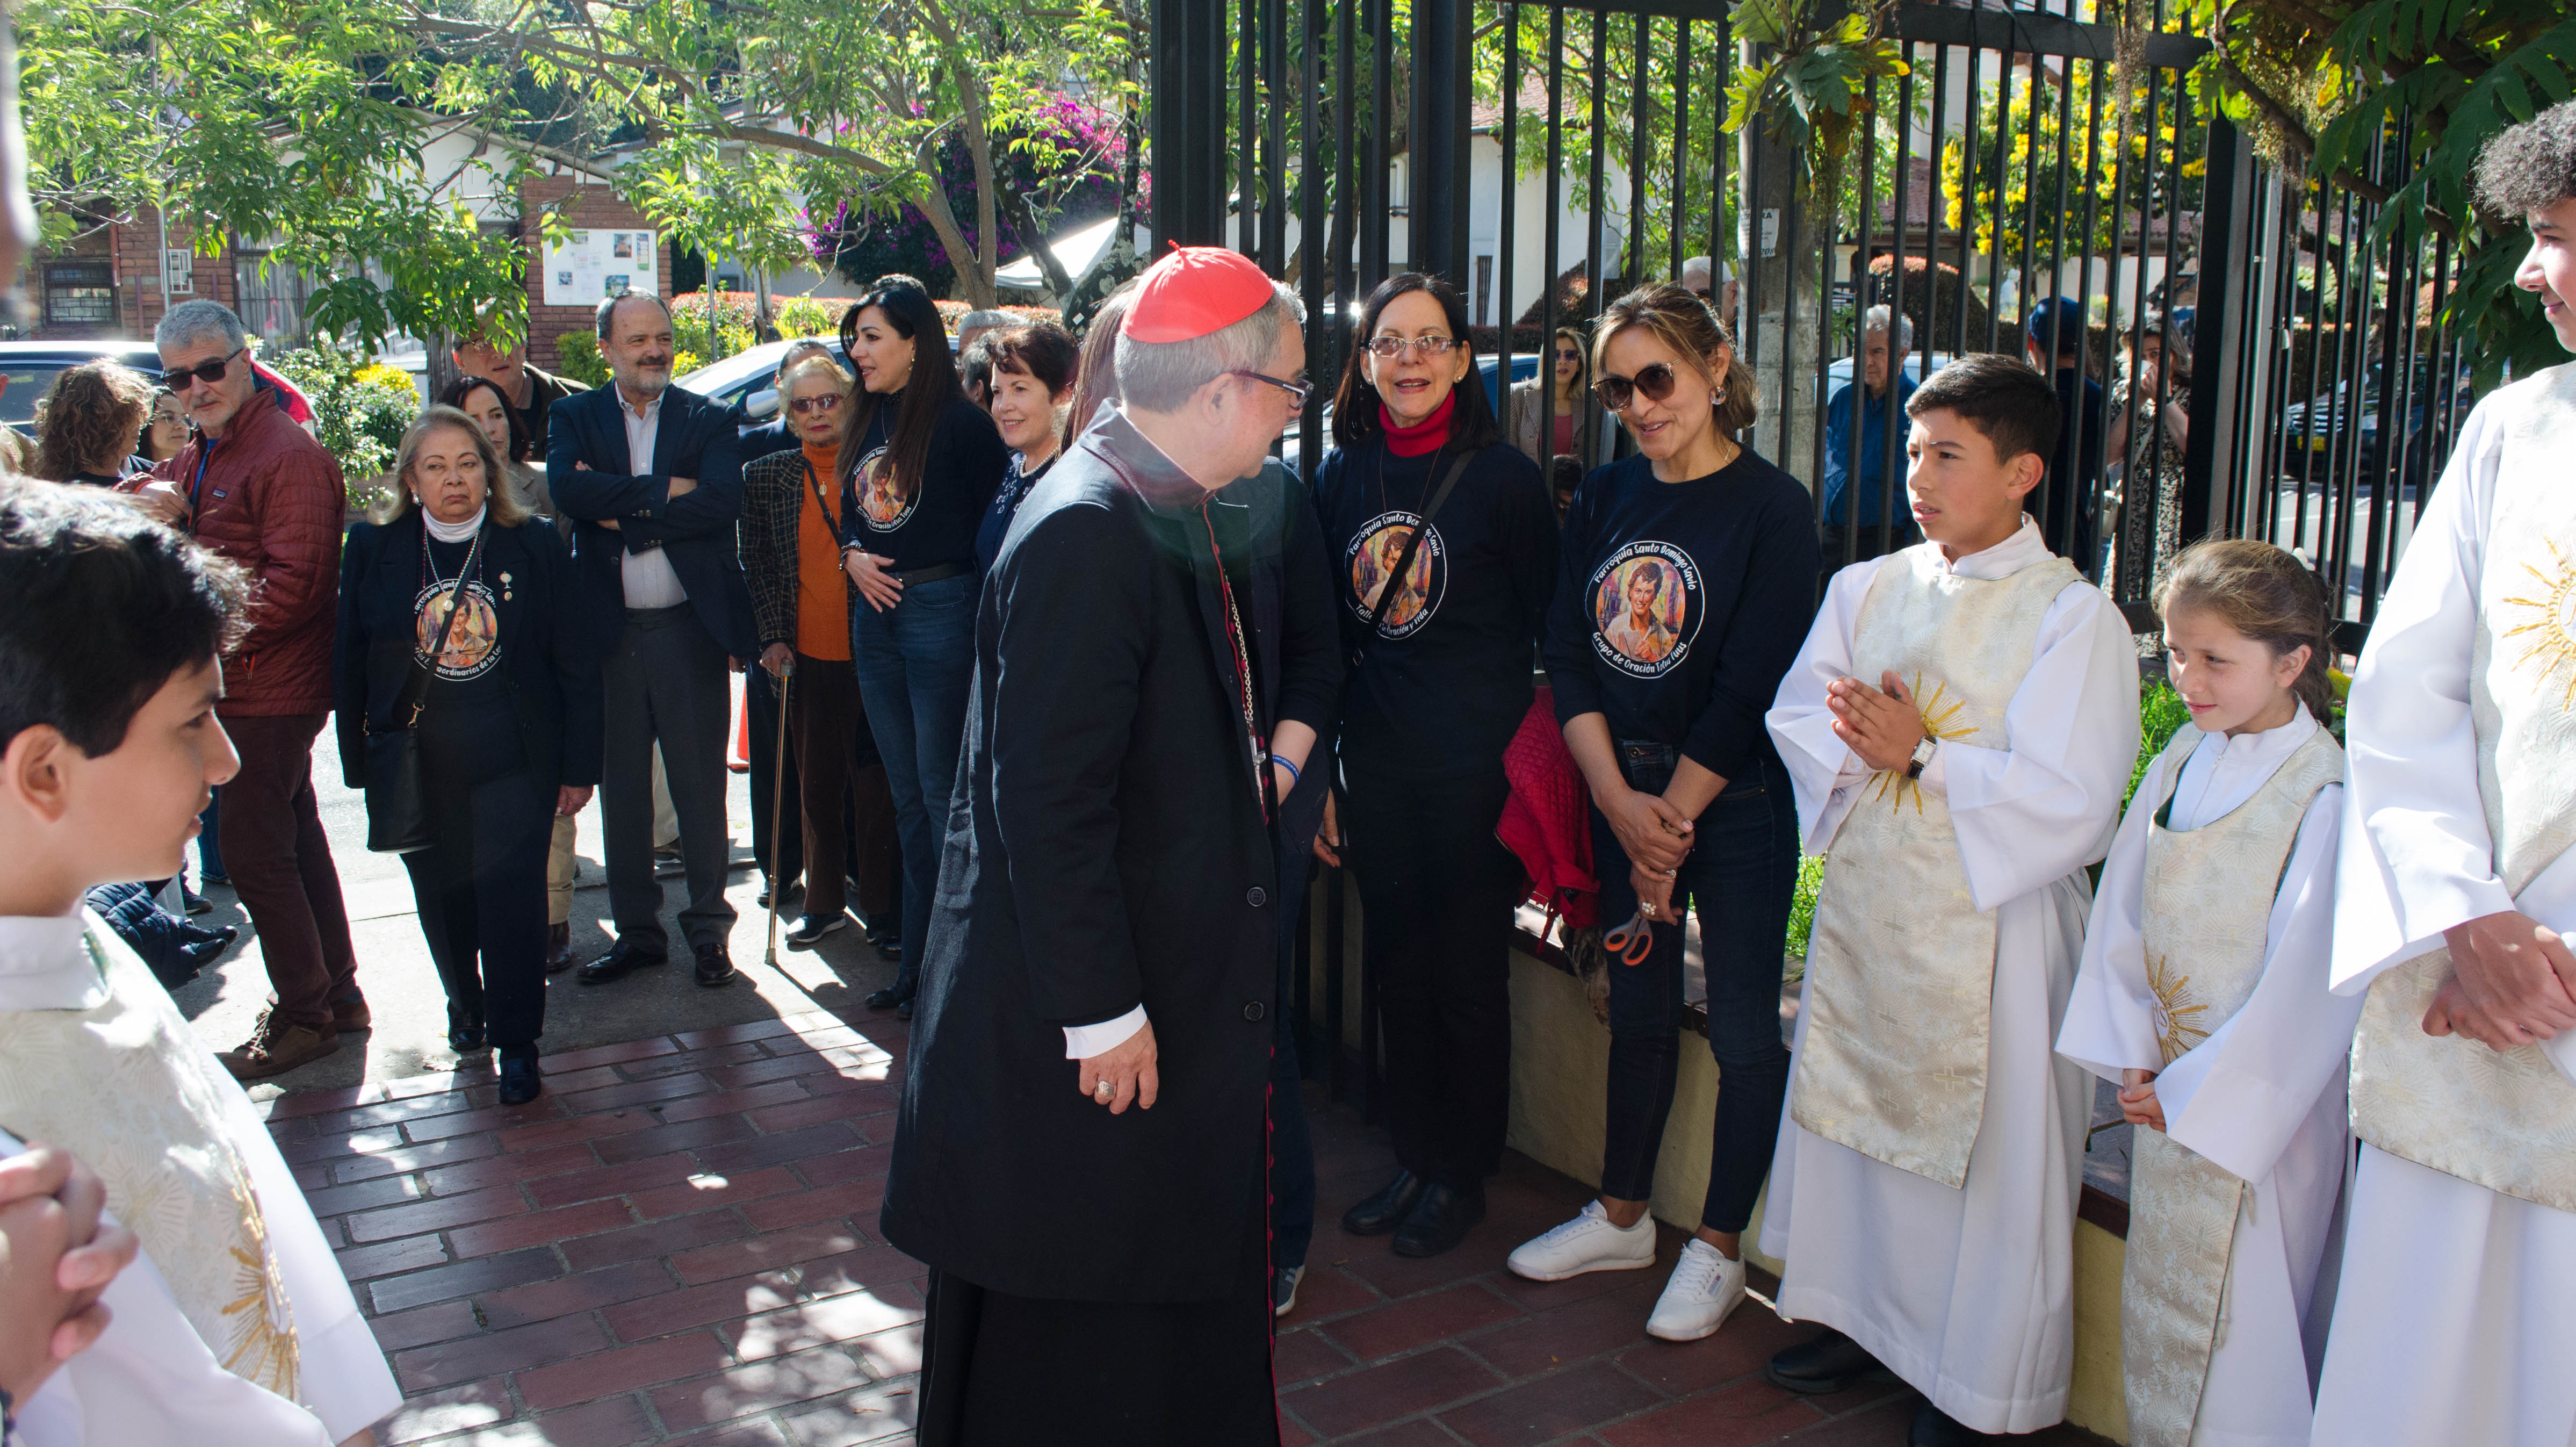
1351, 447, 1475, 669
393, 528, 485, 729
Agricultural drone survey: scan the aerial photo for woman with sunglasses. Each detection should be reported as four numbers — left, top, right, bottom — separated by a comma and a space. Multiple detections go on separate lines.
1515, 284, 1818, 1343
1312, 273, 1557, 1261
836, 283, 1012, 1018
1508, 324, 1599, 474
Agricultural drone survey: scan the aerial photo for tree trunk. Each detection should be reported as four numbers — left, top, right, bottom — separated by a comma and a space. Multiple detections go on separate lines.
910, 138, 999, 308
997, 182, 1074, 299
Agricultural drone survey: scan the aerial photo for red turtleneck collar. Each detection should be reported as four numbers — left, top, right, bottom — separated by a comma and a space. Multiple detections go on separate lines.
1380, 391, 1455, 457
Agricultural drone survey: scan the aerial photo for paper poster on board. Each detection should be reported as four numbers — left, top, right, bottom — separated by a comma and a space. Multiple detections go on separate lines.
543, 229, 656, 306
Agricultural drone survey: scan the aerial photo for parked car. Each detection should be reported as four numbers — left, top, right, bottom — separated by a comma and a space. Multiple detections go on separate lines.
0, 340, 165, 429
675, 338, 856, 429
2278, 360, 2472, 489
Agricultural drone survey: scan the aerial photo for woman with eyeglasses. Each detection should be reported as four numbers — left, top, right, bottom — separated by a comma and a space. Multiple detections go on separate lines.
1311, 272, 1557, 1261
1513, 284, 1817, 1343
835, 283, 1012, 1018
740, 352, 904, 958
1507, 325, 1599, 475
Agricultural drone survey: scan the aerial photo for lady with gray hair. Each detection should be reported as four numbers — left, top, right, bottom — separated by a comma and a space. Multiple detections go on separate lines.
334, 405, 600, 1105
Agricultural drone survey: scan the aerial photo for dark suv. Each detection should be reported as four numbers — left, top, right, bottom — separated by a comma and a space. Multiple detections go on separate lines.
0, 340, 166, 428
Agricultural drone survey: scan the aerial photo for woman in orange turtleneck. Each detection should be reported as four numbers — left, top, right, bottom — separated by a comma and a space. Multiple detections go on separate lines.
739, 354, 901, 950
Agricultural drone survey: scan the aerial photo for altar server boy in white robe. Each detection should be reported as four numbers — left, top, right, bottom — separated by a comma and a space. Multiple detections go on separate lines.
2059, 539, 2358, 1447
2313, 99, 2576, 1447
1763, 352, 2139, 1446
0, 480, 398, 1446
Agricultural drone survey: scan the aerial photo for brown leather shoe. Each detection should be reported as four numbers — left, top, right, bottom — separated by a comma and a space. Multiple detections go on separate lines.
331, 991, 372, 1032
216, 1012, 340, 1081
544, 922, 576, 974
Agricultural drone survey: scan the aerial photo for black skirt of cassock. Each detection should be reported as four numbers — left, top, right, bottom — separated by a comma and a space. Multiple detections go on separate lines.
912, 1125, 1278, 1446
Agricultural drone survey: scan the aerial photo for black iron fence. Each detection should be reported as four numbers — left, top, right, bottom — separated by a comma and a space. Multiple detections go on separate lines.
1151, 0, 2476, 1101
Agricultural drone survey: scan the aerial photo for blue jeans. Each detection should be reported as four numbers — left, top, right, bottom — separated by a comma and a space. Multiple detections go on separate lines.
1592, 743, 1800, 1233
850, 573, 978, 996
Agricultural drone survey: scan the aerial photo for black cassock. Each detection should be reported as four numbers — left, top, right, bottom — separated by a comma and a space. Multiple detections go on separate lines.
879, 405, 1341, 1446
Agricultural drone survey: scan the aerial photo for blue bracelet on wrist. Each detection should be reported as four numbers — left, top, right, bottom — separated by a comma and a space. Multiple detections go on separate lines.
1273, 755, 1300, 784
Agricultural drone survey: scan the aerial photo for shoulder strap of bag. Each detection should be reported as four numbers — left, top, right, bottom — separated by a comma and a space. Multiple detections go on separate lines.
1352, 447, 1475, 667
393, 528, 485, 730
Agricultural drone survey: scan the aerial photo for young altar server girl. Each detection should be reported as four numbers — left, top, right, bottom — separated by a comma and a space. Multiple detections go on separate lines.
2058, 538, 2362, 1447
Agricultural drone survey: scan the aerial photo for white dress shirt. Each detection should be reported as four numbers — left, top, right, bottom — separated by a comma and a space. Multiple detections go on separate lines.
618, 388, 689, 609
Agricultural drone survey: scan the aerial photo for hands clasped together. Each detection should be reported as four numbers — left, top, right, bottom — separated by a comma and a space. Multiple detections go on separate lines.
2429, 910, 2576, 1052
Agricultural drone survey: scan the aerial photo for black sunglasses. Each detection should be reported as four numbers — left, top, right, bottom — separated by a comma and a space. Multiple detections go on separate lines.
789, 393, 845, 415
160, 345, 245, 392
1593, 361, 1680, 413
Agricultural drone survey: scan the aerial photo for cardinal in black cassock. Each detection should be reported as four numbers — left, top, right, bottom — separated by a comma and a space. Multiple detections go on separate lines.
879, 246, 1339, 1446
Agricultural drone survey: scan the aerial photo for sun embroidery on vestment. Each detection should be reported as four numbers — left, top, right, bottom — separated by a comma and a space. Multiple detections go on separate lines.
2147, 954, 2211, 1066
2500, 538, 2576, 706
217, 1170, 299, 1397
1867, 673, 1977, 814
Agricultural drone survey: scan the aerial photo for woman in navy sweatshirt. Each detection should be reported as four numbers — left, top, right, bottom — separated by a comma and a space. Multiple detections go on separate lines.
1313, 273, 1557, 1260
1513, 285, 1817, 1344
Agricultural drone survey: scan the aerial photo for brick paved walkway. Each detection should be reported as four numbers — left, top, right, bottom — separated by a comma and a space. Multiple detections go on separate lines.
261, 1009, 2109, 1446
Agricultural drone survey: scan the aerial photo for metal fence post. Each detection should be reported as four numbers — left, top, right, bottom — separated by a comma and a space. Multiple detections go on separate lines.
1409, 0, 1473, 286
2183, 115, 2258, 545
1150, 0, 1226, 249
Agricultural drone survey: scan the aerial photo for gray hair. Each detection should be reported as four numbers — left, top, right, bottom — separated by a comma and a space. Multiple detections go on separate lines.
155, 299, 247, 355
595, 291, 674, 339
955, 310, 1013, 334
1861, 304, 1914, 357
1113, 283, 1306, 414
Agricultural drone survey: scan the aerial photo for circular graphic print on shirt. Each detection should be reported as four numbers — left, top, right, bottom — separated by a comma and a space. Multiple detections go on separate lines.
1344, 512, 1447, 638
1588, 541, 1702, 678
413, 579, 501, 681
853, 444, 915, 532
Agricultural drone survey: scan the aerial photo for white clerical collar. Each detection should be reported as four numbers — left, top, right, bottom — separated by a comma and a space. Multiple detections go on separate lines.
2189, 702, 2320, 768
1934, 516, 2052, 581
0, 911, 110, 1012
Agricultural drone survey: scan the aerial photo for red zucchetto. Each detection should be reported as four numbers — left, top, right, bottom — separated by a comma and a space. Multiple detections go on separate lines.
1121, 246, 1278, 343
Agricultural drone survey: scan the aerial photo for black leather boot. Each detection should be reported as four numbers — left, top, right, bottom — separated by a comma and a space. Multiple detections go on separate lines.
1391, 1182, 1485, 1258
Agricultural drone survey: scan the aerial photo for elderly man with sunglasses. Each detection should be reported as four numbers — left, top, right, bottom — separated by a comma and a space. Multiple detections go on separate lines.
122, 299, 365, 1080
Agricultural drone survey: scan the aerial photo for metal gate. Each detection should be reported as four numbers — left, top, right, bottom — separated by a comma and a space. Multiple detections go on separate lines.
1152, 0, 2478, 1100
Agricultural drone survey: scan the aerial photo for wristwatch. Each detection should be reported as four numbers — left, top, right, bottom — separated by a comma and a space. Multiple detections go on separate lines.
1905, 735, 1939, 780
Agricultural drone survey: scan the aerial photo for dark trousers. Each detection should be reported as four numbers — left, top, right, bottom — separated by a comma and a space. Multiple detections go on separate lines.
850, 574, 977, 993
402, 770, 552, 1058
221, 713, 358, 1028
601, 605, 737, 954
1271, 779, 1331, 1276
1342, 761, 1522, 1189
789, 653, 901, 928
748, 663, 803, 889
1593, 744, 1799, 1233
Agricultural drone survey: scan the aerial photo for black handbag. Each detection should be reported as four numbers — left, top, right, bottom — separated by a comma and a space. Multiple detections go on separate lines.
363, 527, 484, 854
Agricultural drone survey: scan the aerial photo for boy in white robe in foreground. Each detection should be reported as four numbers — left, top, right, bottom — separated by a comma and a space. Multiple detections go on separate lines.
1763, 354, 2138, 1446
0, 481, 398, 1446
2314, 100, 2576, 1447
2059, 539, 2359, 1447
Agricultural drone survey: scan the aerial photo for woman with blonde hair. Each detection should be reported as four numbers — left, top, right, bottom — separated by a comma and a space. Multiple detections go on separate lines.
1508, 324, 1599, 471
334, 405, 599, 1104
31, 359, 155, 485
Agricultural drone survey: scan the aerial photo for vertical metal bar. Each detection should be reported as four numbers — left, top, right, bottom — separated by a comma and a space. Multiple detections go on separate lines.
1672, 18, 1691, 285
1300, 0, 1326, 493
2419, 237, 2455, 524
1708, 12, 1729, 298
1880, 53, 1915, 563
2292, 181, 2327, 559
2152, 61, 2190, 558
1237, 0, 1256, 253
1845, 73, 1879, 568
1588, 6, 1608, 315
2116, 59, 2161, 600
1629, 12, 1649, 286
1336, 0, 1356, 342
2358, 117, 2416, 630
1541, 3, 1564, 470
1363, 0, 1391, 291
1924, 33, 1950, 363
1151, 0, 1226, 246
1985, 32, 2011, 358
1262, 0, 1287, 272
1498, 6, 1519, 378
2183, 113, 2254, 548
2069, 55, 2107, 574
1778, 171, 1802, 474
1954, 14, 1985, 359
1409, 0, 1471, 284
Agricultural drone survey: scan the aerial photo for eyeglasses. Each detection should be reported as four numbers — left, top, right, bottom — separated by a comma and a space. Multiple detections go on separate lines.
1594, 362, 1681, 413
1362, 335, 1461, 360
1231, 369, 1312, 408
160, 346, 245, 392
789, 393, 845, 416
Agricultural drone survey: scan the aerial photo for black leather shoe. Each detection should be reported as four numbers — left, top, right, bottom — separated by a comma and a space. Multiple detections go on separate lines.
1392, 1182, 1485, 1258
447, 1017, 486, 1054
896, 997, 914, 1021
1907, 1402, 1993, 1446
497, 1055, 543, 1106
694, 941, 738, 988
544, 922, 576, 974
1341, 1170, 1427, 1236
865, 984, 914, 1012
576, 943, 666, 987
1766, 1328, 1887, 1395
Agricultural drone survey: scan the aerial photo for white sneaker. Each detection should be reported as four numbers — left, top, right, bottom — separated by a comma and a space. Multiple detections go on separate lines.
1646, 1239, 1747, 1341
1506, 1200, 1658, 1282
1273, 1264, 1304, 1319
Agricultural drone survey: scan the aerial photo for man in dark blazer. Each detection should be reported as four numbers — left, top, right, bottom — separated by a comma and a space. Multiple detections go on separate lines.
547, 292, 755, 988
880, 248, 1334, 1446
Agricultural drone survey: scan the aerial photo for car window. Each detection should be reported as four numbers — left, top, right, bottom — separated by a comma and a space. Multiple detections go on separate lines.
0, 364, 68, 425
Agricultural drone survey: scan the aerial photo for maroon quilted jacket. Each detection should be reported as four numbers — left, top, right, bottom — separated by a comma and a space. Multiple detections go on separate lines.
139, 391, 347, 717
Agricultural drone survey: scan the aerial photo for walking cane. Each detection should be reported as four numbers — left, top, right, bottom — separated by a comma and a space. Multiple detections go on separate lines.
764, 657, 794, 969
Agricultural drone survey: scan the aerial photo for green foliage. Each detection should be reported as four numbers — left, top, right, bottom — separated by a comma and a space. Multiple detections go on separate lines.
2127, 680, 2195, 816
1785, 853, 1827, 963
2178, 0, 2575, 386
1933, 63, 2205, 270
552, 333, 612, 389
263, 338, 421, 499
1727, 0, 1911, 203
777, 298, 842, 339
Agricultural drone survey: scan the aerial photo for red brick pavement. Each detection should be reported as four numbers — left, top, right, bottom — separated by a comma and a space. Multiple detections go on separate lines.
262, 1010, 2110, 1446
